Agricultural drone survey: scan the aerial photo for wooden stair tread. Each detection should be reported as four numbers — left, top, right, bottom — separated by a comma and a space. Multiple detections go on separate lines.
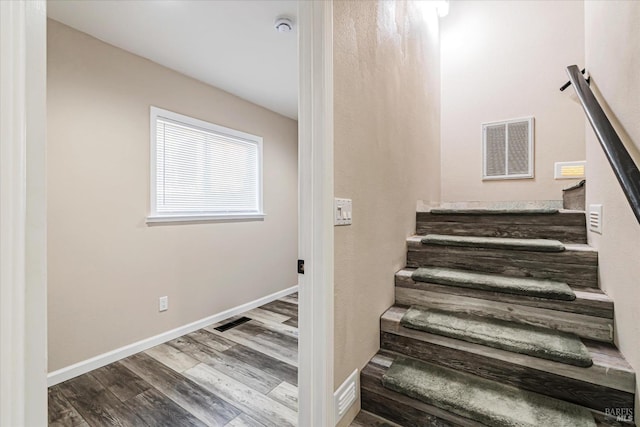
421, 209, 584, 219
382, 306, 635, 393
400, 306, 593, 367
408, 236, 596, 252
381, 354, 597, 426
396, 268, 613, 319
362, 352, 634, 427
411, 266, 576, 301
421, 234, 567, 252
395, 273, 613, 343
429, 208, 560, 215
362, 353, 484, 427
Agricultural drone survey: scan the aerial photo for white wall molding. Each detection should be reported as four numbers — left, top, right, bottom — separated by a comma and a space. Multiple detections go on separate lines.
0, 4, 28, 424
297, 1, 335, 426
48, 285, 298, 387
0, 1, 47, 425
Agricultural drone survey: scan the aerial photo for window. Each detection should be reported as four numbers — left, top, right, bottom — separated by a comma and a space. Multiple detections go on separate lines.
482, 117, 534, 180
147, 107, 264, 223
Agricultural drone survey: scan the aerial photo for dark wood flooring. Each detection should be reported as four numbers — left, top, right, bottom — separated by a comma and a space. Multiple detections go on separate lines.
349, 411, 401, 427
48, 293, 299, 427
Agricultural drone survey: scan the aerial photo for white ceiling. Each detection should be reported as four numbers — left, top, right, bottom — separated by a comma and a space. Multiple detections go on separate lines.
47, 0, 299, 119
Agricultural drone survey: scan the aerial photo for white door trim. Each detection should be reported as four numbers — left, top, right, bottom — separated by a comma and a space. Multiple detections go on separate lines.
5, 1, 334, 425
298, 1, 335, 426
0, 1, 48, 426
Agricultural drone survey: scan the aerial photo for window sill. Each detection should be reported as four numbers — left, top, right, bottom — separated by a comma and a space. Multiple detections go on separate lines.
146, 213, 266, 225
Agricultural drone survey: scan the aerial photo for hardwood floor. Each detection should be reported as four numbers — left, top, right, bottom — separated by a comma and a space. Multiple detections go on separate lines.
48, 293, 299, 427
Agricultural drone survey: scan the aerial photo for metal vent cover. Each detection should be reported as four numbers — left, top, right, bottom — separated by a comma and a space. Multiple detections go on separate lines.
334, 369, 359, 424
589, 204, 603, 234
483, 117, 534, 180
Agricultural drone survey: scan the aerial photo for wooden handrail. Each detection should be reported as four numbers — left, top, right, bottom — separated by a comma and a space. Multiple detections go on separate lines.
566, 65, 640, 224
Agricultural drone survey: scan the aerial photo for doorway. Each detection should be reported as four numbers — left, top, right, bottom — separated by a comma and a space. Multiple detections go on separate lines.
0, 1, 333, 425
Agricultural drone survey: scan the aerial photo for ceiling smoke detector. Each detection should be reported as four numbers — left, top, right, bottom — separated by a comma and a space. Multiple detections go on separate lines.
274, 16, 294, 33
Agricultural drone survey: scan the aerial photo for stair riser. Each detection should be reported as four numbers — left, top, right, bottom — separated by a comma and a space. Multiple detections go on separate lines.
416, 212, 587, 244
395, 287, 613, 342
395, 273, 613, 319
380, 332, 634, 414
407, 245, 598, 288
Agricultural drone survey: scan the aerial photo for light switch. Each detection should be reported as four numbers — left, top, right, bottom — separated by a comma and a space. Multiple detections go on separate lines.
335, 198, 352, 226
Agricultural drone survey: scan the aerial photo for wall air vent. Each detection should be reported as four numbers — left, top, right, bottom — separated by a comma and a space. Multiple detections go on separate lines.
589, 204, 603, 234
483, 117, 534, 180
334, 369, 358, 424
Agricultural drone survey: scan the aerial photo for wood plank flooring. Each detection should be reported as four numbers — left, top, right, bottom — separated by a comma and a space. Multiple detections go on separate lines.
49, 293, 299, 427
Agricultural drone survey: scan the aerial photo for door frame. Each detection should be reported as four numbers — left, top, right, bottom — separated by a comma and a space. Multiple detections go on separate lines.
298, 1, 335, 426
0, 0, 48, 426
0, 1, 334, 426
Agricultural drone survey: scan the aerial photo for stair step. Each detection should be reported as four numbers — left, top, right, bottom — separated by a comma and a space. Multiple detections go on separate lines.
397, 269, 613, 319
381, 356, 597, 427
417, 210, 587, 243
362, 355, 482, 427
407, 236, 599, 288
422, 234, 566, 252
401, 306, 592, 367
411, 267, 576, 301
429, 208, 560, 215
381, 306, 635, 413
362, 352, 634, 427
395, 279, 613, 342
396, 288, 612, 343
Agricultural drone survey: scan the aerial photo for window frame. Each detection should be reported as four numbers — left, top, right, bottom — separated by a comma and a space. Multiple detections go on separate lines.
482, 116, 535, 181
147, 106, 264, 224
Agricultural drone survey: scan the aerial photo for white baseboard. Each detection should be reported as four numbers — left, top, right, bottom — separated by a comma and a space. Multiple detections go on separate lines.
47, 285, 298, 387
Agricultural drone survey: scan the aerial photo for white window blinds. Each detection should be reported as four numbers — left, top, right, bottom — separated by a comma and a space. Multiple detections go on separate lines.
149, 107, 263, 221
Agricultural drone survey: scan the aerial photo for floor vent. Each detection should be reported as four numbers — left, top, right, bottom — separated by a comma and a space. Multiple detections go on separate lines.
214, 316, 251, 332
334, 369, 358, 425
588, 204, 603, 234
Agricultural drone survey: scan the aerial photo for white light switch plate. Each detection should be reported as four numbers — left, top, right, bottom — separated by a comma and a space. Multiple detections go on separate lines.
159, 296, 168, 312
334, 198, 352, 226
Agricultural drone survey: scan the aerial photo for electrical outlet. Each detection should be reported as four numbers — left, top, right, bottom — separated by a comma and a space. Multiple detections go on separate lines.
159, 296, 168, 312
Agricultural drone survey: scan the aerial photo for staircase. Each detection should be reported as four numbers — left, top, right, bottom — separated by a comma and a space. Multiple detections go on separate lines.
360, 207, 636, 426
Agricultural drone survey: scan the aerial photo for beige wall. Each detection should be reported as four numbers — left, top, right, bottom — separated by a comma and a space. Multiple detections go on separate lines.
441, 1, 585, 202
584, 1, 640, 420
47, 20, 298, 371
333, 1, 441, 423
